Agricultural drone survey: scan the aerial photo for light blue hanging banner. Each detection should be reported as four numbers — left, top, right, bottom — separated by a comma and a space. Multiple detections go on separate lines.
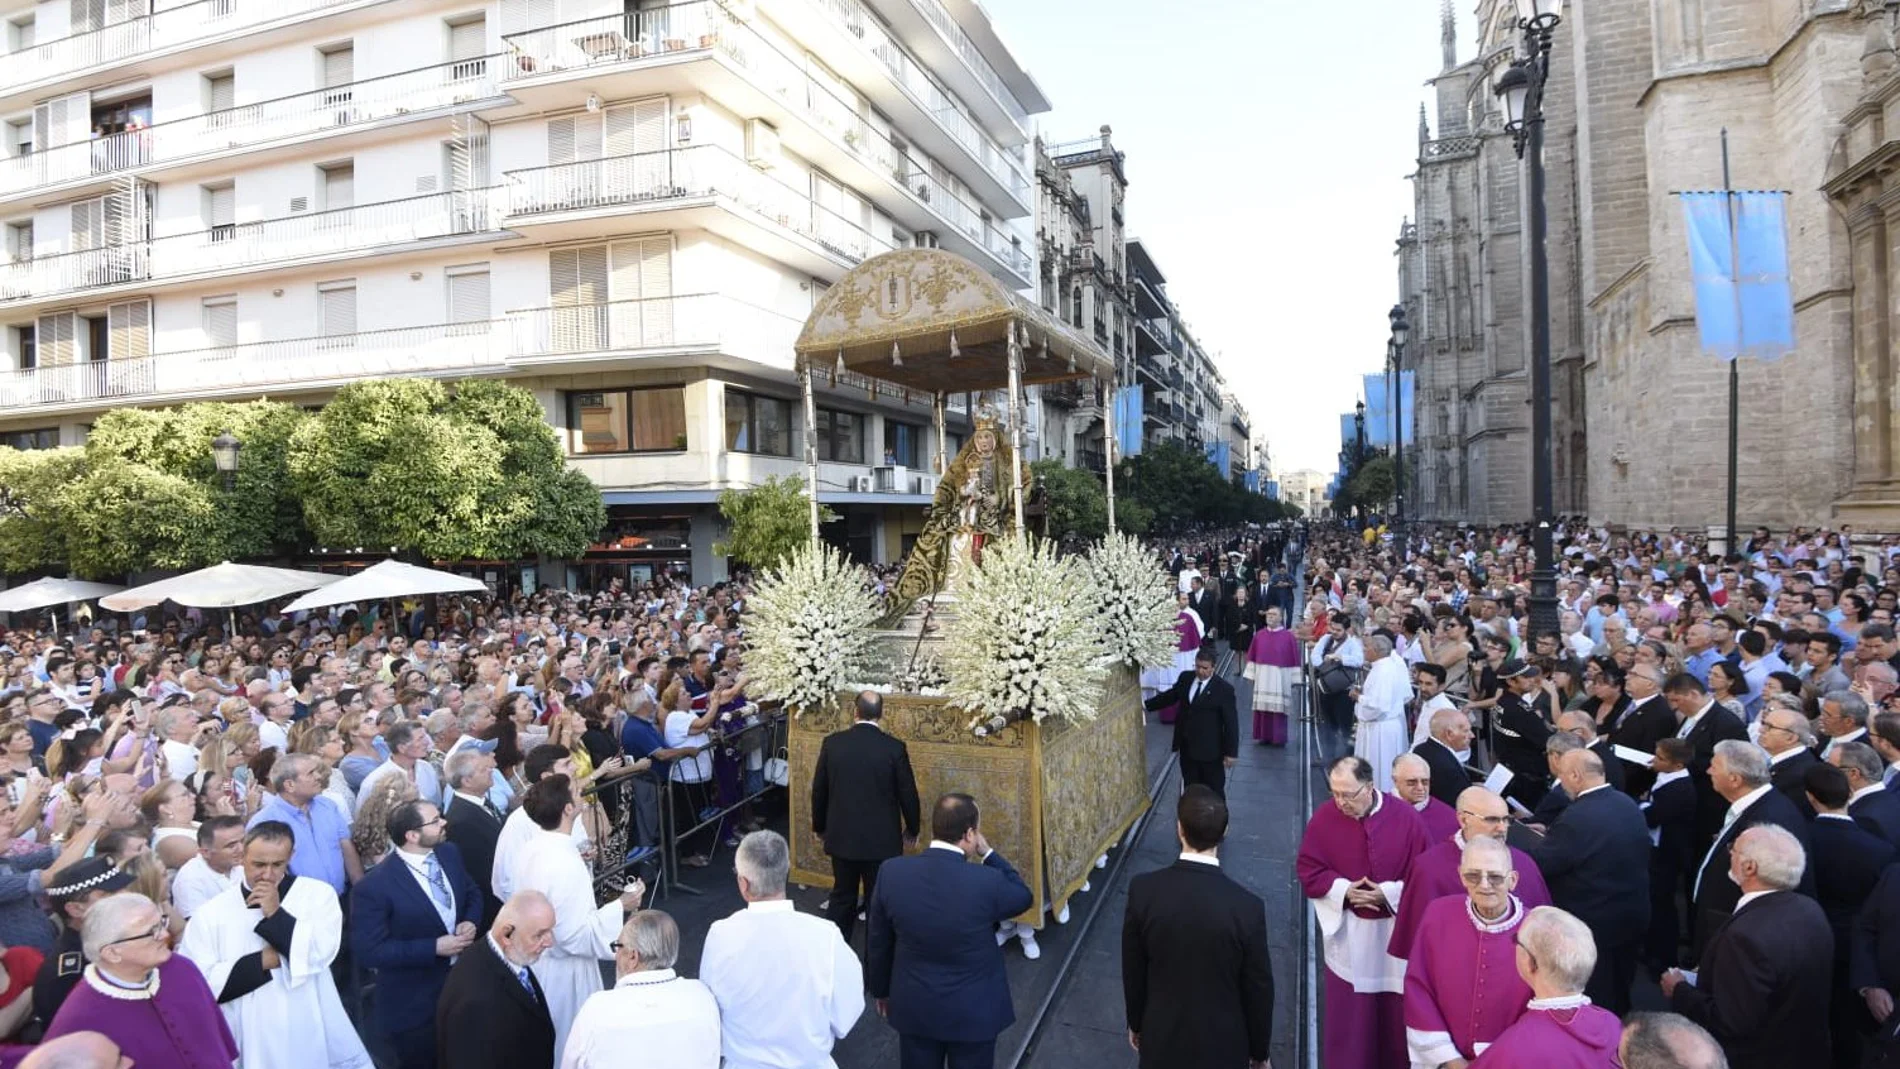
1679, 190, 1795, 361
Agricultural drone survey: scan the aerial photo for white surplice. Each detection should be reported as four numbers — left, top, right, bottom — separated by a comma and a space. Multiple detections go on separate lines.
511, 827, 624, 1066
179, 877, 372, 1069
1355, 655, 1414, 793
491, 806, 591, 902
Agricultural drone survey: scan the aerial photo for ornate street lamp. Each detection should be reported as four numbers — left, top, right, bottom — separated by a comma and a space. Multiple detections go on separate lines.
211, 431, 242, 491
1388, 304, 1410, 536
1494, 0, 1565, 637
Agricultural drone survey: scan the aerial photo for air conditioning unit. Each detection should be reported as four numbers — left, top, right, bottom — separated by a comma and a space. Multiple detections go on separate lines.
872, 464, 902, 492
745, 118, 781, 170
848, 475, 874, 492
914, 475, 938, 496
913, 230, 940, 249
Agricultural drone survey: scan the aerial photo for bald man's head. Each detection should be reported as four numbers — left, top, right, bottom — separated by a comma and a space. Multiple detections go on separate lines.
1430, 707, 1472, 750
1558, 748, 1606, 791
494, 890, 556, 968
1454, 786, 1509, 841
1391, 753, 1432, 806
1620, 1012, 1728, 1069
18, 1033, 129, 1069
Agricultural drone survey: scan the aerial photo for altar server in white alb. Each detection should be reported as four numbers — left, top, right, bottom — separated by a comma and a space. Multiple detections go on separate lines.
507, 774, 646, 1066
1354, 634, 1414, 794
179, 820, 372, 1069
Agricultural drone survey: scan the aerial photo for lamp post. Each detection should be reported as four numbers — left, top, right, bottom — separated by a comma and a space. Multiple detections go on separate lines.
1494, 0, 1564, 638
211, 431, 242, 491
1388, 304, 1410, 536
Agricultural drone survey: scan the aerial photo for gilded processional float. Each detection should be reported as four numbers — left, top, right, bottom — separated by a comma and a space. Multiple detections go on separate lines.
742, 248, 1179, 931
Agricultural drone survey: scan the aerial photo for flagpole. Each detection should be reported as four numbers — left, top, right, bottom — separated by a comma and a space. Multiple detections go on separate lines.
1722, 128, 1742, 555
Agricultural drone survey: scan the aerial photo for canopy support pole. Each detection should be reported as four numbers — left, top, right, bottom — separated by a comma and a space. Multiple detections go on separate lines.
933, 392, 948, 476
1103, 375, 1118, 534
800, 362, 821, 548
1007, 321, 1026, 534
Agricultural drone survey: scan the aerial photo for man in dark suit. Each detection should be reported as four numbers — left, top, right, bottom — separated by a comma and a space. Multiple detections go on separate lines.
1663, 824, 1834, 1069
868, 793, 1034, 1069
1189, 576, 1220, 644
1687, 740, 1814, 964
436, 890, 557, 1069
1530, 748, 1650, 1015
811, 690, 921, 945
1663, 673, 1749, 849
1831, 741, 1900, 848
1759, 706, 1820, 820
1850, 862, 1900, 1056
442, 747, 506, 929
1144, 649, 1240, 798
1644, 739, 1699, 970
353, 800, 485, 1069
1123, 785, 1272, 1069
1608, 664, 1678, 798
1412, 705, 1471, 809
1557, 710, 1626, 796
1805, 762, 1896, 1069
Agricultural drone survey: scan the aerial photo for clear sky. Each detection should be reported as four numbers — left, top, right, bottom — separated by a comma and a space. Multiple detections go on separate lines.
982, 0, 1457, 475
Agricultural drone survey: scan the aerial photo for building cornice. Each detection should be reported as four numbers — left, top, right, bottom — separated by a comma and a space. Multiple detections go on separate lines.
1634, 7, 1857, 110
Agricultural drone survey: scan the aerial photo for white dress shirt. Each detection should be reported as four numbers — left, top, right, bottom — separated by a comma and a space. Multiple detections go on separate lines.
357, 758, 443, 812
171, 855, 242, 919
699, 899, 864, 1069
560, 968, 721, 1069
395, 846, 457, 931
1823, 728, 1869, 760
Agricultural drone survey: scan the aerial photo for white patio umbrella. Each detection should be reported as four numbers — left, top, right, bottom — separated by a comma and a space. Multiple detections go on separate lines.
280, 559, 487, 613
0, 577, 125, 614
99, 561, 344, 613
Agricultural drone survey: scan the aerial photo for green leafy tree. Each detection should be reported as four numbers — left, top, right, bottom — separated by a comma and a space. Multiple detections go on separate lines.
56, 457, 219, 578
288, 379, 604, 561
1347, 456, 1396, 516
1031, 459, 1107, 542
0, 447, 88, 573
715, 475, 837, 571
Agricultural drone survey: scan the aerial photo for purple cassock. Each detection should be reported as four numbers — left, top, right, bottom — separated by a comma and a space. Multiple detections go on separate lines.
1403, 895, 1533, 1066
1389, 835, 1551, 957
1467, 999, 1622, 1068
1412, 797, 1459, 842
1297, 792, 1434, 1069
43, 956, 239, 1069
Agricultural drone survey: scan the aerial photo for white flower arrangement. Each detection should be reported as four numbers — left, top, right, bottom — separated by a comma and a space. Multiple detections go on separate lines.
744, 544, 880, 717
1085, 531, 1181, 670
942, 534, 1108, 731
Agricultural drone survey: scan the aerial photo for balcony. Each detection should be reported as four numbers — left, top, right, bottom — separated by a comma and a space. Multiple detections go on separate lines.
509, 293, 800, 370
861, 0, 1034, 139
1076, 448, 1106, 473
499, 5, 1031, 282
0, 320, 508, 412
0, 293, 803, 412
503, 145, 893, 278
0, 188, 499, 308
0, 55, 501, 203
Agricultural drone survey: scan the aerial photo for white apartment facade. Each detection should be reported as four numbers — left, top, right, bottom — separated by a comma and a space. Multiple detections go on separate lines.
0, 0, 1045, 582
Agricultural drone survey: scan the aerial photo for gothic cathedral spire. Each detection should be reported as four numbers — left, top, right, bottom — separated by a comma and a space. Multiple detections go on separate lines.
1441, 0, 1457, 71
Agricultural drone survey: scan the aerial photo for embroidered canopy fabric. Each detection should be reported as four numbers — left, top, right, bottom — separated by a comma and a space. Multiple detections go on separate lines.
793, 248, 1114, 393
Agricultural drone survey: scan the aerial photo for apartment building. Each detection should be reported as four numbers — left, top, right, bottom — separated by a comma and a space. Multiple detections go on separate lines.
1125, 237, 1223, 455
0, 0, 1045, 581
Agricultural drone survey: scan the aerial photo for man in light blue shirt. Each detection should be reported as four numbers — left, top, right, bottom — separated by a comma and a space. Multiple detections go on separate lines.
247, 752, 360, 896
1681, 623, 1721, 686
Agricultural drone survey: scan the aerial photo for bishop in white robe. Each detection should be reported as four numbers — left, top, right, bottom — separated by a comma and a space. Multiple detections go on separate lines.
179, 831, 371, 1069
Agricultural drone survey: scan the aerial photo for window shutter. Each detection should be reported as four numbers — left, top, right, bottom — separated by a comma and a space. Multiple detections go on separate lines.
207, 74, 234, 112
323, 165, 353, 210
549, 246, 605, 351
448, 269, 488, 324
208, 185, 235, 228
106, 298, 149, 360
610, 237, 672, 347
547, 117, 576, 165
70, 199, 101, 251
35, 311, 74, 365
450, 18, 485, 61
32, 93, 86, 151
319, 284, 356, 337
70, 0, 106, 33
202, 299, 236, 348
322, 47, 354, 88
607, 99, 667, 197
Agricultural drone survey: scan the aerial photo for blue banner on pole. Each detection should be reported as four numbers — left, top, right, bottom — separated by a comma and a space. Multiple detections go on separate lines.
1679, 190, 1795, 361
1245, 470, 1260, 493
1398, 369, 1415, 446
1363, 373, 1390, 448
1115, 385, 1144, 458
1340, 413, 1357, 451
1266, 479, 1280, 500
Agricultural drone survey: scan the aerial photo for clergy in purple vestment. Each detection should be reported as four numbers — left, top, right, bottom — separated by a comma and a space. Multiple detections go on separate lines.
1298, 755, 1434, 1069
1403, 839, 1533, 1067
1242, 609, 1300, 746
1143, 600, 1205, 726
1391, 754, 1460, 842
1468, 907, 1620, 1068
1389, 788, 1552, 958
42, 893, 239, 1069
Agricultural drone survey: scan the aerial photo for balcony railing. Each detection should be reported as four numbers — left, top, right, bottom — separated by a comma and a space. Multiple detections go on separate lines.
0, 294, 805, 409
504, 145, 895, 266
509, 293, 800, 363
502, 4, 1030, 278
0, 55, 499, 198
2, 0, 359, 94
0, 319, 507, 410
894, 0, 1031, 130
0, 188, 499, 304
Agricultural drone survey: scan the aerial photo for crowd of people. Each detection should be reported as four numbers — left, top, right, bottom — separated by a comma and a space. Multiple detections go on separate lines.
1298, 520, 1900, 1068
0, 574, 831, 1068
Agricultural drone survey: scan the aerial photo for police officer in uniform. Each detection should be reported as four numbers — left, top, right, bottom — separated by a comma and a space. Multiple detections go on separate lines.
31, 858, 134, 1033
1492, 659, 1555, 812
